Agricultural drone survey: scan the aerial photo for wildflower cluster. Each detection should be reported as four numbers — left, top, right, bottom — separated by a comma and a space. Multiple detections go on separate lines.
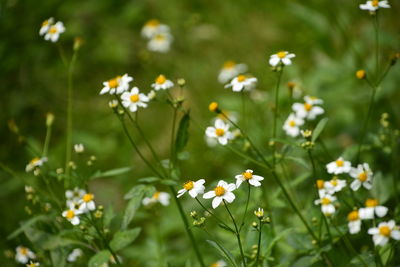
141, 19, 173, 53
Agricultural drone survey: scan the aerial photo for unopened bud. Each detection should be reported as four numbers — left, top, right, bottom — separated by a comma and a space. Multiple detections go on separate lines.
208, 102, 219, 113
356, 69, 366, 80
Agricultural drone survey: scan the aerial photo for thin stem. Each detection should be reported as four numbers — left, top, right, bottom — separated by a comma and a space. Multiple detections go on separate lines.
56, 43, 68, 67
241, 90, 246, 129
223, 200, 247, 267
255, 219, 263, 267
194, 198, 233, 231
225, 145, 271, 171
272, 69, 284, 168
42, 119, 52, 158
170, 107, 178, 169
239, 183, 251, 232
374, 13, 380, 82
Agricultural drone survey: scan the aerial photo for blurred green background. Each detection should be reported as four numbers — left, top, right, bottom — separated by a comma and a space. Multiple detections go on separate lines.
1, 0, 399, 265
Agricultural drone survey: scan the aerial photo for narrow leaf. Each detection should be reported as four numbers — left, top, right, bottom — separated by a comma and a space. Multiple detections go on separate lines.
175, 111, 190, 153
88, 250, 111, 267
312, 118, 329, 142
206, 240, 239, 267
90, 167, 133, 180
110, 228, 141, 251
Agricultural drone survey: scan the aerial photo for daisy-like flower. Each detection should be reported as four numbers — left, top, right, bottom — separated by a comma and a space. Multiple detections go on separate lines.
147, 32, 173, 53
74, 143, 85, 154
359, 198, 388, 220
326, 157, 351, 175
283, 113, 304, 137
349, 163, 373, 191
67, 248, 83, 262
292, 96, 324, 120
314, 193, 337, 216
235, 169, 264, 188
347, 210, 362, 234
203, 180, 236, 209
142, 191, 170, 206
62, 204, 83, 225
254, 208, 264, 219
177, 179, 206, 198
210, 260, 227, 267
66, 187, 86, 203
368, 220, 400, 246
44, 21, 65, 42
360, 0, 390, 12
26, 261, 40, 267
205, 119, 234, 145
39, 17, 54, 36
79, 193, 96, 212
269, 51, 295, 67
100, 74, 133, 95
15, 246, 36, 264
218, 61, 247, 84
141, 19, 170, 39
151, 75, 174, 91
225, 74, 257, 92
121, 87, 149, 112
25, 157, 47, 172
324, 177, 347, 194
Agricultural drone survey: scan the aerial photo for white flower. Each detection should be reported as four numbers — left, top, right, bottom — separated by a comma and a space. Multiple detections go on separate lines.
39, 17, 54, 36
121, 87, 149, 112
62, 204, 83, 225
235, 169, 264, 188
15, 246, 36, 264
292, 96, 324, 120
304, 95, 323, 105
205, 119, 234, 145
151, 75, 174, 91
225, 74, 257, 92
100, 74, 133, 95
26, 261, 40, 267
44, 21, 65, 42
203, 180, 236, 209
210, 260, 227, 267
25, 157, 47, 172
347, 210, 362, 234
269, 51, 295, 67
141, 19, 170, 39
349, 163, 373, 191
314, 193, 337, 216
79, 193, 96, 212
67, 248, 83, 262
147, 32, 173, 53
177, 179, 205, 198
66, 187, 86, 203
147, 90, 157, 100
368, 220, 400, 246
360, 0, 390, 12
359, 198, 388, 220
218, 61, 247, 84
283, 113, 304, 137
324, 177, 346, 194
316, 179, 327, 198
326, 157, 351, 174
142, 191, 170, 206
74, 143, 85, 153
254, 208, 264, 218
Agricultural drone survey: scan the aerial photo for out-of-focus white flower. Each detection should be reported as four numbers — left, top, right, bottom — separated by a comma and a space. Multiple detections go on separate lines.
292, 96, 324, 120
368, 220, 400, 246
269, 51, 295, 67
142, 191, 170, 206
349, 163, 373, 191
177, 179, 206, 198
316, 179, 327, 197
326, 157, 351, 175
324, 177, 346, 194
44, 21, 65, 42
347, 210, 362, 234
360, 0, 390, 12
235, 169, 264, 188
100, 74, 133, 95
218, 61, 247, 84
147, 90, 157, 100
121, 87, 149, 112
15, 246, 36, 264
203, 180, 236, 209
147, 32, 173, 53
25, 157, 47, 172
79, 193, 96, 212
74, 144, 85, 154
66, 188, 86, 203
283, 113, 304, 137
108, 100, 118, 108
67, 248, 83, 262
225, 74, 257, 92
62, 204, 83, 225
210, 260, 227, 267
26, 261, 40, 267
205, 119, 234, 145
151, 75, 174, 91
39, 17, 54, 36
314, 193, 336, 216
141, 19, 170, 39
359, 198, 388, 220
216, 110, 239, 124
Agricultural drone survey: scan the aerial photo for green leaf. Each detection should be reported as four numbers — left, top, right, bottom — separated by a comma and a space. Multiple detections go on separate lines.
90, 166, 133, 180
110, 228, 141, 251
7, 215, 49, 240
175, 111, 190, 154
138, 177, 160, 183
265, 228, 292, 257
312, 118, 329, 142
217, 223, 235, 234
371, 172, 392, 204
206, 240, 239, 267
124, 184, 155, 200
88, 250, 111, 267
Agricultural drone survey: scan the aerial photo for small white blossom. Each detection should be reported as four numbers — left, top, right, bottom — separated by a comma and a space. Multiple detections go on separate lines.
67, 248, 83, 262
26, 261, 40, 267
203, 180, 236, 209
269, 51, 295, 67
141, 19, 170, 39
205, 119, 234, 145
368, 220, 400, 246
15, 246, 36, 264
326, 157, 351, 175
225, 74, 257, 92
121, 87, 149, 112
177, 179, 206, 198
79, 193, 96, 212
349, 163, 373, 191
62, 204, 83, 225
359, 198, 388, 220
360, 0, 390, 12
235, 169, 264, 188
74, 144, 85, 154
283, 113, 304, 137
100, 74, 133, 95
39, 17, 54, 36
292, 96, 324, 120
142, 191, 170, 206
347, 210, 362, 234
25, 157, 47, 172
151, 75, 174, 91
44, 21, 65, 42
218, 61, 247, 84
147, 32, 173, 53
314, 193, 336, 216
66, 187, 86, 203
324, 177, 346, 194
210, 260, 227, 267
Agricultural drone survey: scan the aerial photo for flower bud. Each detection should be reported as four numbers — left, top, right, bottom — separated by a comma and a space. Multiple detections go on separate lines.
46, 113, 55, 126
356, 69, 366, 80
208, 102, 219, 113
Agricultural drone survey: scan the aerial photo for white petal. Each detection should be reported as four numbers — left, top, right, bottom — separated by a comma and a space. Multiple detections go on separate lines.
203, 191, 216, 199
375, 206, 388, 217
212, 197, 223, 209
223, 192, 235, 203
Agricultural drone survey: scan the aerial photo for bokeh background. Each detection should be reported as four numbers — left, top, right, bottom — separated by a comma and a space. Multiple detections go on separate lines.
1, 0, 399, 265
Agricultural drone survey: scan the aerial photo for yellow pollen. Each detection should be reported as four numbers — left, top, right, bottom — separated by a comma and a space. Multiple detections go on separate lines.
83, 193, 94, 202
30, 157, 40, 165
347, 210, 359, 221
48, 26, 58, 34
237, 75, 246, 82
183, 181, 194, 190
215, 128, 225, 137
155, 34, 166, 40
156, 75, 166, 84
108, 77, 120, 88
358, 172, 368, 182
27, 263, 36, 267
316, 179, 324, 189
243, 171, 253, 180
223, 60, 236, 69
66, 210, 75, 219
304, 103, 312, 111
289, 120, 296, 127
214, 186, 225, 196
379, 225, 391, 237
210, 264, 219, 267
153, 191, 160, 200
365, 198, 378, 207
277, 51, 287, 59
335, 160, 344, 167
146, 19, 160, 27
372, 0, 379, 7
330, 179, 338, 186
130, 94, 140, 103
42, 20, 50, 27
19, 247, 28, 255
321, 197, 331, 205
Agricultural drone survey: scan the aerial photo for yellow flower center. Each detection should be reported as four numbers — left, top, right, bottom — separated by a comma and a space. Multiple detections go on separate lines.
83, 193, 94, 203
108, 77, 120, 88
243, 171, 253, 180
214, 186, 225, 196
330, 179, 338, 186
156, 75, 167, 84
304, 103, 312, 111
347, 210, 359, 221
289, 120, 296, 127
321, 197, 331, 205
316, 179, 324, 189
223, 60, 236, 69
215, 128, 225, 137
130, 94, 140, 103
237, 75, 246, 82
183, 181, 194, 190
49, 26, 58, 34
153, 191, 160, 200
30, 157, 40, 165
19, 247, 28, 255
372, 0, 379, 7
365, 198, 378, 207
277, 51, 287, 59
146, 19, 160, 27
27, 263, 36, 267
66, 210, 75, 219
335, 160, 344, 167
358, 172, 368, 182
155, 34, 166, 41
42, 20, 50, 27
379, 225, 391, 237
210, 263, 219, 267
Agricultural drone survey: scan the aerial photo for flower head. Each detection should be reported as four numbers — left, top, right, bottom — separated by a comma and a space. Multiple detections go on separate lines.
147, 32, 173, 53
210, 260, 227, 267
235, 169, 264, 188
79, 193, 96, 212
269, 51, 295, 67
26, 261, 40, 267
141, 19, 170, 39
43, 21, 65, 42
292, 96, 324, 120
100, 74, 133, 95
225, 74, 257, 92
62, 204, 83, 225
74, 143, 85, 154
39, 17, 54, 35
326, 157, 351, 174
151, 75, 174, 91
254, 208, 264, 219
359, 198, 388, 220
283, 113, 304, 137
142, 191, 170, 206
314, 193, 337, 216
360, 0, 390, 12
324, 177, 347, 194
203, 180, 236, 209
121, 87, 149, 112
368, 220, 400, 246
177, 179, 206, 198
218, 61, 247, 84
349, 163, 373, 191
66, 187, 86, 203
347, 210, 361, 234
25, 157, 47, 172
67, 248, 83, 262
15, 246, 36, 264
205, 119, 234, 145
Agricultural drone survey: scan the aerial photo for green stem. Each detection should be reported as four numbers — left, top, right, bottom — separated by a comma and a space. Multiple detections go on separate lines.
170, 107, 178, 169
374, 13, 379, 82
194, 198, 233, 231
255, 220, 263, 267
42, 120, 52, 158
272, 69, 284, 168
56, 43, 68, 67
225, 146, 271, 171
239, 183, 251, 232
